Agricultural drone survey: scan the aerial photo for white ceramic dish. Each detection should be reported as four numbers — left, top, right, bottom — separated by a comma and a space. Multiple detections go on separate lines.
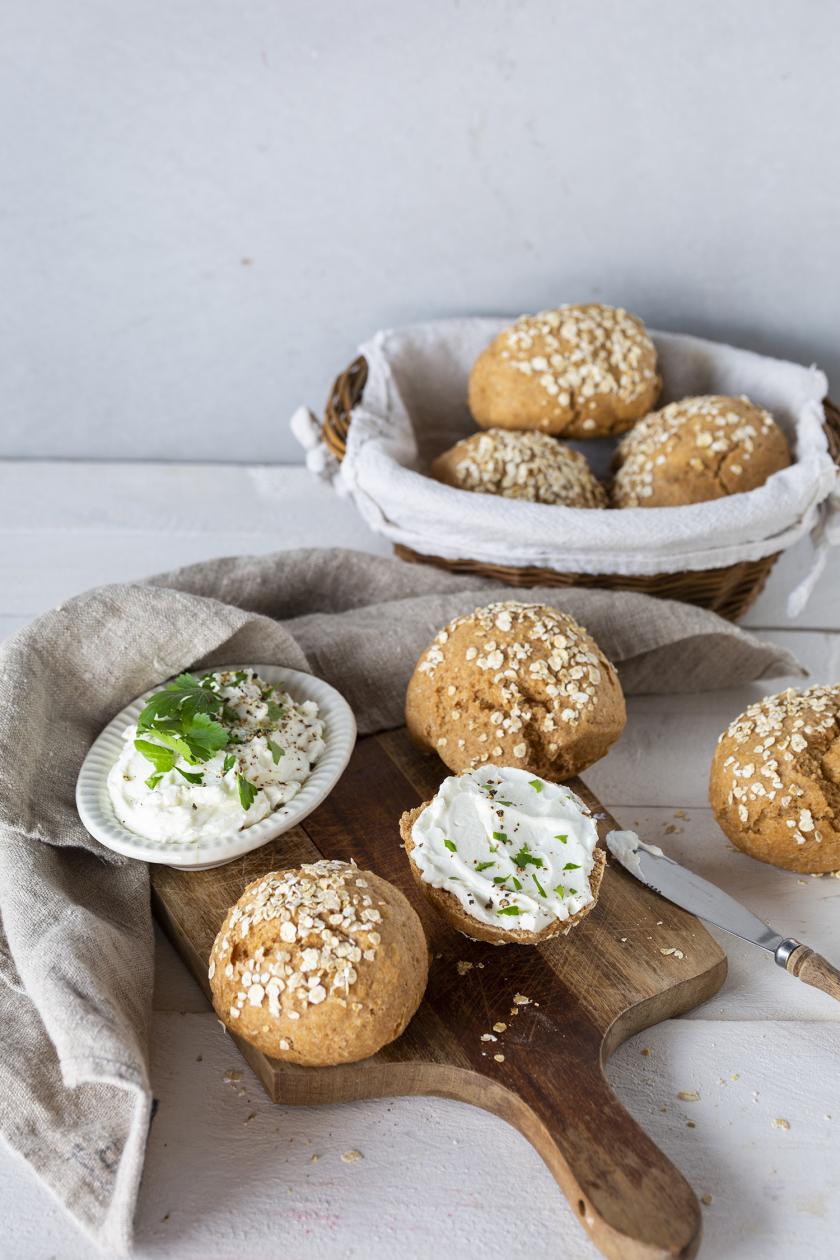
76, 665, 356, 870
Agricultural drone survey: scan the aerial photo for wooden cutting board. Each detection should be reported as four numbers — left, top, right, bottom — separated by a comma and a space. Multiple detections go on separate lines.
152, 730, 727, 1260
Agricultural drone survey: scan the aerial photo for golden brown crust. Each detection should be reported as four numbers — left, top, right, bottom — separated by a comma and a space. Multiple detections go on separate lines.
612, 395, 791, 508
405, 601, 626, 780
468, 304, 660, 438
430, 429, 607, 507
400, 803, 605, 944
209, 860, 428, 1065
709, 685, 840, 874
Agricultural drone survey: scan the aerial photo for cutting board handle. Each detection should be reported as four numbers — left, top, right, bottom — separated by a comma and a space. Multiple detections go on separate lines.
508, 1055, 702, 1260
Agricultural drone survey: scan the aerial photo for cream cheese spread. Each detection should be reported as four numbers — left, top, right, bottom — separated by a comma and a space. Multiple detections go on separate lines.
108, 669, 324, 843
605, 829, 665, 877
410, 765, 600, 932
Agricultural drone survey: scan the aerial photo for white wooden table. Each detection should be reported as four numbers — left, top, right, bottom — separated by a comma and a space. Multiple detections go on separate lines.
2, 461, 838, 1260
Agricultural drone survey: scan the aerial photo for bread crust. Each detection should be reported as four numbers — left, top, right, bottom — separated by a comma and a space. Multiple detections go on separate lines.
405, 600, 626, 780
612, 395, 790, 508
400, 803, 605, 944
430, 429, 607, 507
468, 304, 660, 438
209, 861, 429, 1066
709, 685, 840, 874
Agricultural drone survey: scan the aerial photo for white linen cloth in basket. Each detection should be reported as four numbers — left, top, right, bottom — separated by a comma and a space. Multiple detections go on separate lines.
291, 318, 839, 616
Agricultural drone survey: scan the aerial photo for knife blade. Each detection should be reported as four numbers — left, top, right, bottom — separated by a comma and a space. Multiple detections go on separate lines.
606, 830, 840, 1003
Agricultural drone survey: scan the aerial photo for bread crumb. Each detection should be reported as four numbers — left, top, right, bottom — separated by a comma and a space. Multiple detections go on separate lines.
513, 993, 531, 1005
772, 1118, 790, 1131
456, 960, 474, 976
674, 809, 688, 819
310, 1153, 320, 1163
678, 1090, 700, 1102
481, 1033, 497, 1042
342, 1149, 364, 1163
492, 1021, 507, 1033
664, 824, 682, 835
640, 1047, 652, 1057
686, 1120, 696, 1129
223, 1069, 242, 1084
701, 1193, 713, 1206
243, 1112, 256, 1125
493, 1053, 505, 1063
660, 947, 685, 960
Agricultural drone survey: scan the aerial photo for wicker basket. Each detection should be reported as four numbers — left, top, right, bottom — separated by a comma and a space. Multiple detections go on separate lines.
323, 355, 840, 621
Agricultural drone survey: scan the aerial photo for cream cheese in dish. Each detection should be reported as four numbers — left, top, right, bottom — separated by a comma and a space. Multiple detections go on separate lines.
107, 669, 325, 843
410, 765, 600, 933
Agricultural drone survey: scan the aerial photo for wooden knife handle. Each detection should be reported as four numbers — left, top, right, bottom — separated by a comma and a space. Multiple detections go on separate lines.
786, 945, 840, 1001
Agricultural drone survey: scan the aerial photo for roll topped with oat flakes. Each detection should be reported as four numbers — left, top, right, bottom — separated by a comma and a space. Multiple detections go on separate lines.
405, 601, 626, 780
430, 429, 607, 507
612, 395, 790, 507
468, 304, 660, 438
709, 685, 840, 874
209, 859, 428, 1065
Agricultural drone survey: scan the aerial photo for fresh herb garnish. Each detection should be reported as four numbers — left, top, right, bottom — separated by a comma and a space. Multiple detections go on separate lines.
555, 833, 568, 844
266, 701, 285, 722
532, 874, 547, 898
145, 772, 163, 790
511, 876, 522, 891
267, 738, 284, 765
512, 846, 544, 870
497, 906, 522, 917
492, 830, 508, 843
137, 673, 229, 765
134, 738, 176, 774
528, 779, 544, 793
492, 876, 509, 886
443, 839, 457, 853
475, 861, 495, 872
237, 774, 259, 810
555, 884, 566, 898
223, 753, 236, 774
563, 862, 581, 871
176, 767, 204, 785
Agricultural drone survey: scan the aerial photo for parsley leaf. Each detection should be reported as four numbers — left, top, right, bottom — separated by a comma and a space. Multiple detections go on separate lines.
475, 860, 495, 872
145, 772, 163, 790
555, 833, 568, 844
554, 884, 566, 898
532, 874, 547, 898
182, 712, 229, 759
563, 862, 581, 871
511, 876, 522, 891
137, 673, 223, 732
528, 779, 544, 793
497, 906, 522, 916
134, 739, 176, 774
443, 838, 457, 853
223, 753, 236, 774
492, 830, 508, 843
512, 846, 544, 870
267, 738, 284, 765
237, 774, 259, 810
266, 700, 285, 722
176, 767, 204, 785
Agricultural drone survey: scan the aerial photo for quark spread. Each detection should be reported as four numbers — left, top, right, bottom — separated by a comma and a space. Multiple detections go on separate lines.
605, 830, 665, 877
108, 669, 324, 843
410, 764, 600, 932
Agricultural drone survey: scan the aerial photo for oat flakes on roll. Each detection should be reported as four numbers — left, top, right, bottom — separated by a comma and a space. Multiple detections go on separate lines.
431, 429, 607, 507
468, 303, 660, 438
612, 394, 790, 507
709, 685, 840, 874
209, 860, 428, 1066
405, 601, 626, 780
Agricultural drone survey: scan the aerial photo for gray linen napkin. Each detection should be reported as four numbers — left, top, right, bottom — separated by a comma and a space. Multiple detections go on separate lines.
0, 548, 804, 1252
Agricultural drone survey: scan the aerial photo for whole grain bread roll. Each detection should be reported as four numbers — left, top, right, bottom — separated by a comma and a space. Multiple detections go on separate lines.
400, 802, 605, 945
209, 859, 428, 1065
612, 394, 790, 507
709, 684, 840, 873
468, 304, 660, 438
405, 600, 626, 780
431, 428, 607, 506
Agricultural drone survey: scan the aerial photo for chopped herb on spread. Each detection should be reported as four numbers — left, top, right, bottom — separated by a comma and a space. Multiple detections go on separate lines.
528, 779, 544, 792
555, 833, 568, 844
176, 767, 204, 785
563, 862, 581, 871
475, 860, 495, 872
532, 874, 547, 898
443, 838, 457, 853
267, 739, 284, 764
237, 774, 259, 811
497, 906, 522, 916
512, 846, 544, 869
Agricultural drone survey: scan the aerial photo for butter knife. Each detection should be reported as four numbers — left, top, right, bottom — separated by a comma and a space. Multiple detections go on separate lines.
607, 831, 840, 1004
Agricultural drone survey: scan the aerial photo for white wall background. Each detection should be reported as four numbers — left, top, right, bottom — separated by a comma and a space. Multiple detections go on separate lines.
1, 0, 838, 463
